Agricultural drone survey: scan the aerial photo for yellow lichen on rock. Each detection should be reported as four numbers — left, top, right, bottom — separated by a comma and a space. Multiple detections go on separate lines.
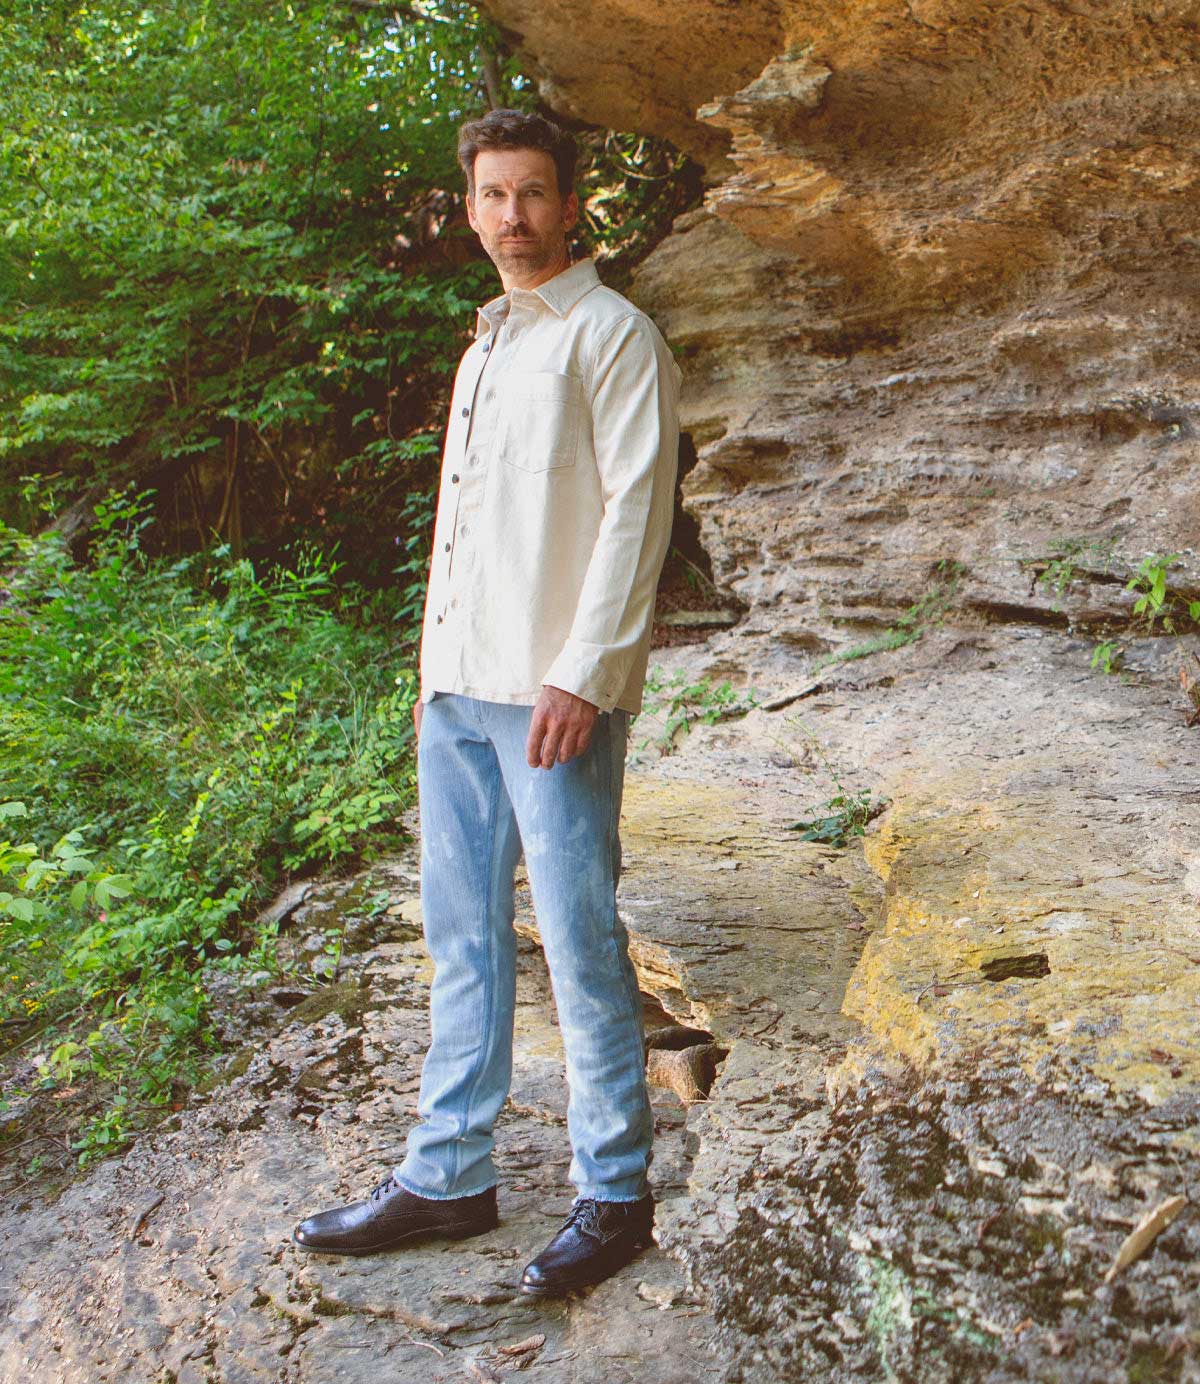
845, 783, 1200, 1106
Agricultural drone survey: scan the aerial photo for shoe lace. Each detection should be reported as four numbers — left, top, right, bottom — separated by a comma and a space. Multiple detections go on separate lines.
561, 1198, 605, 1239
370, 1174, 400, 1203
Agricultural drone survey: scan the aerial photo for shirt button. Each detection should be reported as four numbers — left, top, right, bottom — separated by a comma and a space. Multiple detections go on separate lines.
461, 406, 469, 417
444, 541, 451, 551
485, 389, 495, 401
482, 343, 490, 353
451, 473, 459, 483
461, 525, 469, 536
436, 614, 443, 624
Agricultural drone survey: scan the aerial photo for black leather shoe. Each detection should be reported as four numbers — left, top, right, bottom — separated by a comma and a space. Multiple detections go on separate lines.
293, 1175, 498, 1255
519, 1193, 655, 1296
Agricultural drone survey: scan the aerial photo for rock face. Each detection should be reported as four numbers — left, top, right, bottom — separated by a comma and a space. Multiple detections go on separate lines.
630, 628, 1200, 1381
485, 0, 1200, 662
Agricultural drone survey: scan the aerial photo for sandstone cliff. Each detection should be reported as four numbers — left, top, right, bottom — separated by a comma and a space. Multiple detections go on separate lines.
486, 0, 1200, 664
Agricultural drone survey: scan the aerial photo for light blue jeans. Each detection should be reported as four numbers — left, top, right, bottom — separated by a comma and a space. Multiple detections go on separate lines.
394, 691, 653, 1203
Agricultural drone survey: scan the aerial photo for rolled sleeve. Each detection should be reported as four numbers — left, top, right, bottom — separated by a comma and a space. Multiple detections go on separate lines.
541, 314, 681, 712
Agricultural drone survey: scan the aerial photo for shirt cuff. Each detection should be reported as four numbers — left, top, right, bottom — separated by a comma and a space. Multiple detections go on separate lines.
541, 639, 626, 713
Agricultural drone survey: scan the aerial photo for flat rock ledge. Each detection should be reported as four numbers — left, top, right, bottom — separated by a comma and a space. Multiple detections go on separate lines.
623, 624, 1200, 1383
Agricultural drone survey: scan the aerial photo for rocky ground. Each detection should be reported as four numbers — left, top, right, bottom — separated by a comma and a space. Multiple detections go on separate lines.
0, 842, 730, 1383
2, 617, 1199, 1382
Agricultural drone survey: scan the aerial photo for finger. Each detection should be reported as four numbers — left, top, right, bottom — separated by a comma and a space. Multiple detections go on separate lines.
527, 709, 547, 768
556, 728, 580, 764
540, 728, 563, 769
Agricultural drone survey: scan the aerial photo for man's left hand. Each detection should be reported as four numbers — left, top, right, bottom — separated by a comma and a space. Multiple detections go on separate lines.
527, 685, 600, 769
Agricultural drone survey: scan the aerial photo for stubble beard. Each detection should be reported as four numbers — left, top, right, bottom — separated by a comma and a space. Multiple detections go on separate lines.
489, 228, 564, 280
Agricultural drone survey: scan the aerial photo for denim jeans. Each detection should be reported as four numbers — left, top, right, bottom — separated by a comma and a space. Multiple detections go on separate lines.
393, 691, 654, 1203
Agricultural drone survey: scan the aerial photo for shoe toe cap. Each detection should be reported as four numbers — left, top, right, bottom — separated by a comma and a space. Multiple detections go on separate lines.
521, 1254, 561, 1291
293, 1219, 324, 1247
294, 1206, 352, 1249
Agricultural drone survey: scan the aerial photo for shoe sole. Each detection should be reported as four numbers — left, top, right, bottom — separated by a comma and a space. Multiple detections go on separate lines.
292, 1217, 498, 1257
517, 1234, 655, 1296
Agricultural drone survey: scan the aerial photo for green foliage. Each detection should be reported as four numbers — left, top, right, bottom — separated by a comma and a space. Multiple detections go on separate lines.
633, 667, 761, 757
0, 0, 510, 554
1094, 550, 1200, 673
0, 1, 701, 571
571, 131, 702, 290
814, 559, 965, 671
0, 482, 423, 1162
1090, 639, 1123, 676
777, 715, 888, 849
1021, 538, 1200, 674
788, 785, 879, 848
1029, 535, 1121, 611
1125, 551, 1200, 634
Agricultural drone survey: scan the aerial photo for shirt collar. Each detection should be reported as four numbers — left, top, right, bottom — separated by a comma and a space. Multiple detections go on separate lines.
475, 258, 601, 338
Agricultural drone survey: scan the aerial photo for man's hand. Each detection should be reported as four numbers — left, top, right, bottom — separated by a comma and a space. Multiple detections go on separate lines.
527, 684, 599, 769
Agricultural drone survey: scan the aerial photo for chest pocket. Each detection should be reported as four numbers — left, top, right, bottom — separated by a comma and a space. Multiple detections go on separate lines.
497, 371, 585, 472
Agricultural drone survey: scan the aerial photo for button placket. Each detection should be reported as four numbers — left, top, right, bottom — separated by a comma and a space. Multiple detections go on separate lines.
442, 321, 501, 621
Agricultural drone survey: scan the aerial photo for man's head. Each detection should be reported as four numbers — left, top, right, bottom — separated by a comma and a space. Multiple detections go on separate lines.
457, 108, 580, 290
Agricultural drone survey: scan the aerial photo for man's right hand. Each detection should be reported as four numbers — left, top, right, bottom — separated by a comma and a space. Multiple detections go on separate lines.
413, 699, 424, 743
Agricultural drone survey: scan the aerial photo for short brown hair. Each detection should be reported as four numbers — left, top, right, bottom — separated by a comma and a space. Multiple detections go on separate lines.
457, 108, 578, 200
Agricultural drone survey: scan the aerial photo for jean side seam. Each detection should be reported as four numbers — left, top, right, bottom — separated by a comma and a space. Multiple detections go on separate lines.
455, 734, 502, 1188
603, 715, 645, 1058
600, 714, 651, 1196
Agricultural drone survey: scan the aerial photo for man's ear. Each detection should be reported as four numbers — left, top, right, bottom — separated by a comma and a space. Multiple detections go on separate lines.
466, 193, 478, 233
562, 188, 579, 232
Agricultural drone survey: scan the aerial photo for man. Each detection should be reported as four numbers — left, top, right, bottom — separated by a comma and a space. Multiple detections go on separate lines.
294, 107, 681, 1297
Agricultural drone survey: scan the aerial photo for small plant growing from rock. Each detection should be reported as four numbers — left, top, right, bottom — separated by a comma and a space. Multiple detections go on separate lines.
1029, 534, 1121, 610
1022, 538, 1200, 677
777, 715, 888, 848
633, 667, 761, 757
814, 558, 965, 671
1090, 638, 1123, 675
1087, 550, 1200, 680
1124, 551, 1200, 635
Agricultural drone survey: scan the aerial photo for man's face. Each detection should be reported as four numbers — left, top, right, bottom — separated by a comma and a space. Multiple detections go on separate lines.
466, 147, 578, 286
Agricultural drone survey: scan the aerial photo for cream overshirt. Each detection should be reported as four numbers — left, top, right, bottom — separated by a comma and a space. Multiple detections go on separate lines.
417, 256, 682, 716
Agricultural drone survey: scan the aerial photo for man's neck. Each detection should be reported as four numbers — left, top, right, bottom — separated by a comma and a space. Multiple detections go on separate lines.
498, 249, 574, 295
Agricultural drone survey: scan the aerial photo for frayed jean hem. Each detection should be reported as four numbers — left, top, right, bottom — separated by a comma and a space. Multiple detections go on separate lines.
392, 1171, 497, 1201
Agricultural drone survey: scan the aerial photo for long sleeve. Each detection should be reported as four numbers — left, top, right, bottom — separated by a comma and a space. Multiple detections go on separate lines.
541, 313, 681, 712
